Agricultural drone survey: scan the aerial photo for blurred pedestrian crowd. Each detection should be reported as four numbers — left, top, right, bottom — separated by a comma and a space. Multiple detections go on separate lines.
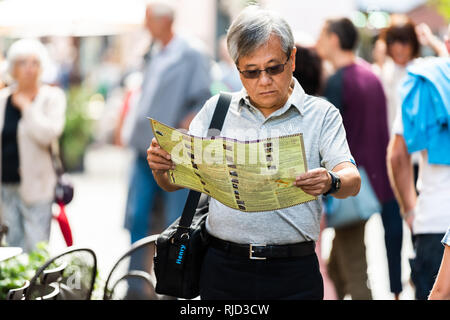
0, 0, 449, 300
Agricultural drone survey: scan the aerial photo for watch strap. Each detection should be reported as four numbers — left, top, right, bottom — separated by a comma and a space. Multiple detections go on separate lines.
324, 170, 337, 196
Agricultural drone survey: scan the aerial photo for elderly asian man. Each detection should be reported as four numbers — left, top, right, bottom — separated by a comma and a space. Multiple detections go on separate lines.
147, 6, 360, 300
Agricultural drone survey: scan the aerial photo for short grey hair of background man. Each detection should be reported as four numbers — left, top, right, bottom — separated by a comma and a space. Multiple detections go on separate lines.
146, 0, 175, 19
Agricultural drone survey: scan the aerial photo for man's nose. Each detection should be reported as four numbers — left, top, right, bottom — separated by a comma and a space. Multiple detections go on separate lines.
258, 70, 273, 85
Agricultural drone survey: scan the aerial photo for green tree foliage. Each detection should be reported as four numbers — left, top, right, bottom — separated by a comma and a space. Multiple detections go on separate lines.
60, 86, 94, 172
428, 0, 450, 22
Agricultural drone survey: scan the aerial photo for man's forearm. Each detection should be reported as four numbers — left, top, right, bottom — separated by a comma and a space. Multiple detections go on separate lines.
387, 136, 417, 214
332, 166, 361, 199
388, 160, 416, 213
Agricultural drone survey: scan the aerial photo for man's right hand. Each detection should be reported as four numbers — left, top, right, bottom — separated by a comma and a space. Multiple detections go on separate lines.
147, 137, 175, 174
147, 137, 182, 192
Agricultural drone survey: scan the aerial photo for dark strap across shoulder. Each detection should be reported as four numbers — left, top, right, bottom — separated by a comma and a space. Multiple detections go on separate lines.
176, 92, 232, 231
209, 93, 232, 131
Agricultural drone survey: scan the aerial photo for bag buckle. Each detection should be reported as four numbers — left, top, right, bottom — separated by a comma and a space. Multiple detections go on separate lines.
249, 243, 266, 260
170, 232, 190, 244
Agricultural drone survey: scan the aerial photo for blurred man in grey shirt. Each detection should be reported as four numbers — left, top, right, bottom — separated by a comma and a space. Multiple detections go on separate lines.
122, 0, 211, 299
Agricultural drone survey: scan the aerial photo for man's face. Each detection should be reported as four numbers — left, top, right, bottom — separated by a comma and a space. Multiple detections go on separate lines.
315, 24, 334, 59
237, 35, 296, 117
145, 8, 168, 39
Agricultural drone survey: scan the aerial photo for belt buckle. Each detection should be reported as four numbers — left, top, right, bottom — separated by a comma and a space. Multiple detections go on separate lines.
249, 243, 266, 260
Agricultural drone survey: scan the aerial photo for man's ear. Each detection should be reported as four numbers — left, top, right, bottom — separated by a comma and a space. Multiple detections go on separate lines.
329, 32, 341, 50
290, 46, 297, 72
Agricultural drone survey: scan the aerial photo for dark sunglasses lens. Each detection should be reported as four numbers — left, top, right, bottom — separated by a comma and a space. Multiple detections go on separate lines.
242, 70, 261, 79
266, 64, 284, 75
241, 62, 286, 78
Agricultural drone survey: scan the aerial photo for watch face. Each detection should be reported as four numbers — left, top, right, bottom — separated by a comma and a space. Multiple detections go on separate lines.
335, 176, 341, 189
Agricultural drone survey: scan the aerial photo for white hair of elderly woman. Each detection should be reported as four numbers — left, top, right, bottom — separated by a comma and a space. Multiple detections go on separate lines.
226, 5, 294, 64
6, 38, 50, 81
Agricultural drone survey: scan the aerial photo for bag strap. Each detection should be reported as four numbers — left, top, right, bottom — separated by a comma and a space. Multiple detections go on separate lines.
49, 140, 64, 177
176, 92, 232, 232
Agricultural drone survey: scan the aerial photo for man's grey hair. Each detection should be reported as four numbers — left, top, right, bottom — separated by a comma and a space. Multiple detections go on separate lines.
226, 5, 294, 64
146, 0, 175, 20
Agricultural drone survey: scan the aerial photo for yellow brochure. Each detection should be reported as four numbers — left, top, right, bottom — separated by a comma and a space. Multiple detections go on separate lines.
150, 118, 316, 212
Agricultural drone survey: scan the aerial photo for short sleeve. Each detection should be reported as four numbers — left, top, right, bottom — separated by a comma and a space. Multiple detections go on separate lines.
319, 104, 356, 170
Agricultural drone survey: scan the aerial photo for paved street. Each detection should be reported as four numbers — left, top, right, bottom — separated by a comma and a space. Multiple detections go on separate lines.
49, 144, 133, 288
49, 144, 416, 300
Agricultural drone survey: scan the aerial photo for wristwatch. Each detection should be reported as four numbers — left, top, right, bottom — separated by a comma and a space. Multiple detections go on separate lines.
323, 170, 341, 196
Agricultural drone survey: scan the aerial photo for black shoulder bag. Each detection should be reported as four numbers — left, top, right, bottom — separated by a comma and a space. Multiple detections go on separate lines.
154, 92, 232, 299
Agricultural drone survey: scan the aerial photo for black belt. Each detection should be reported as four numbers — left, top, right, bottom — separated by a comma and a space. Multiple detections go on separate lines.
208, 235, 315, 260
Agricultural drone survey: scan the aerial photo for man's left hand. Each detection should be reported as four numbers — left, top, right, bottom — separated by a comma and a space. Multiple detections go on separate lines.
294, 168, 331, 197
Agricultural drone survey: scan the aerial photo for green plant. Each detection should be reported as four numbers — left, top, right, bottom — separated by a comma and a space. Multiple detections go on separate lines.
91, 271, 104, 300
0, 242, 51, 300
0, 243, 104, 300
60, 86, 95, 172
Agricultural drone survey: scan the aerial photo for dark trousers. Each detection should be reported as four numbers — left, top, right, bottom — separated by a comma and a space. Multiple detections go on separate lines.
410, 233, 445, 300
380, 199, 403, 294
199, 247, 324, 300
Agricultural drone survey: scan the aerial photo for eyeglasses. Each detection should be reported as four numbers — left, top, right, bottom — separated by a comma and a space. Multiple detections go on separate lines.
237, 56, 290, 79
